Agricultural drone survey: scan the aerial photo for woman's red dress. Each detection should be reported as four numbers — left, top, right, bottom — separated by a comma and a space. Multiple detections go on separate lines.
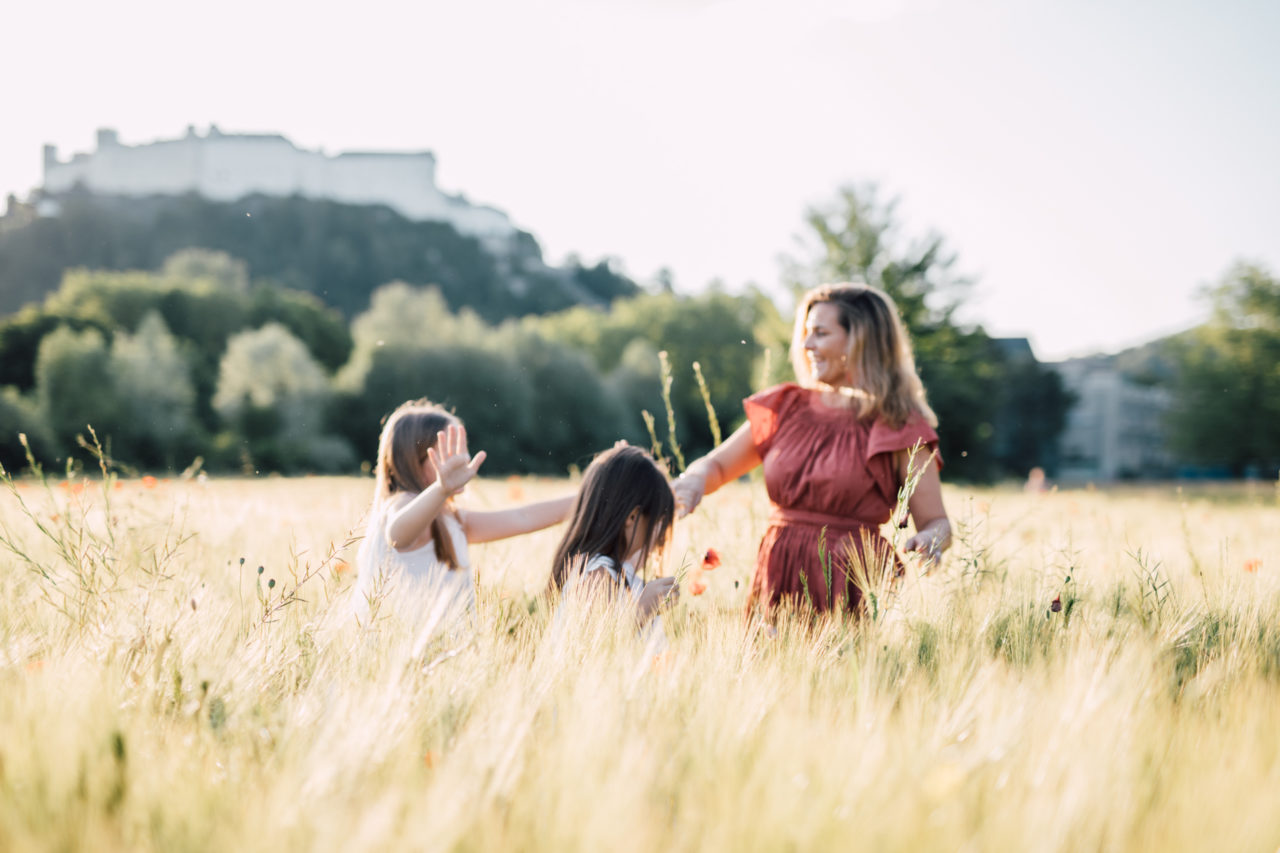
744, 383, 941, 613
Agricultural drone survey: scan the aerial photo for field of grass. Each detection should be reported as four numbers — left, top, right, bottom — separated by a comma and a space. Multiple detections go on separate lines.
2, 470, 1279, 852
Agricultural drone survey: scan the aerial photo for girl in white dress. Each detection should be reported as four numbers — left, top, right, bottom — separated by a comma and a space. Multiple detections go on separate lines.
356, 399, 573, 641
548, 444, 680, 642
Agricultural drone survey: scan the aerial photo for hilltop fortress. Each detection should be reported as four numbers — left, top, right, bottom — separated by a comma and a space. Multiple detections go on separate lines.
41, 126, 517, 242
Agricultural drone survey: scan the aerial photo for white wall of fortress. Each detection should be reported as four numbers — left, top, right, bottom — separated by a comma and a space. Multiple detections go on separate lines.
42, 129, 516, 240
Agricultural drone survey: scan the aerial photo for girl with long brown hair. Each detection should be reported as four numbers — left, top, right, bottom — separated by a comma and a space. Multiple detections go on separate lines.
355, 399, 574, 632
672, 283, 951, 614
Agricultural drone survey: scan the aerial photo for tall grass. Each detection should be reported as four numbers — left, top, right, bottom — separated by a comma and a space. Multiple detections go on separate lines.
2, 467, 1279, 851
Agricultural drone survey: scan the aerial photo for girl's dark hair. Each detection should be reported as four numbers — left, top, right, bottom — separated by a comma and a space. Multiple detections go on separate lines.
374, 399, 462, 569
548, 444, 675, 592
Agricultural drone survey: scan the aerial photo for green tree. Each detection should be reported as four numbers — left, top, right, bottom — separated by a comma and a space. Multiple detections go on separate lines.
0, 387, 56, 472
34, 325, 121, 456
213, 323, 353, 472
162, 247, 249, 292
108, 312, 200, 468
526, 289, 778, 458
0, 254, 351, 437
1167, 262, 1280, 475
333, 282, 635, 474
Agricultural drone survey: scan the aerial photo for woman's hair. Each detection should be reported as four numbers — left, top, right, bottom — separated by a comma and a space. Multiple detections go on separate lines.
789, 282, 937, 428
373, 399, 463, 569
548, 444, 675, 593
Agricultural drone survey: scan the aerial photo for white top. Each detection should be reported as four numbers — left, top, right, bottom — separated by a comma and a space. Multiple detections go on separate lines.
553, 554, 666, 651
578, 554, 643, 600
354, 503, 475, 643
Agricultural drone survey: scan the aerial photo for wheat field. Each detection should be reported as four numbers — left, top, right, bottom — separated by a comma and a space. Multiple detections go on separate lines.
1, 469, 1278, 852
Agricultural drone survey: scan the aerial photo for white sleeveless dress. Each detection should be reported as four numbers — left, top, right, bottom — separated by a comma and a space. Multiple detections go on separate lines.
354, 506, 475, 643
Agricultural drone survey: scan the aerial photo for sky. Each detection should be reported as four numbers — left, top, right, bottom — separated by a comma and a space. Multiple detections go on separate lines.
3, 0, 1277, 360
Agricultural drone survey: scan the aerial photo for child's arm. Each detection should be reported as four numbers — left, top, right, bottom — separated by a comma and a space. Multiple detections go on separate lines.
459, 495, 575, 544
567, 568, 676, 629
637, 577, 678, 625
386, 425, 486, 550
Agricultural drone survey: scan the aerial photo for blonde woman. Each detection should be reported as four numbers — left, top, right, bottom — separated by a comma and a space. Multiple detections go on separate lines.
673, 283, 951, 614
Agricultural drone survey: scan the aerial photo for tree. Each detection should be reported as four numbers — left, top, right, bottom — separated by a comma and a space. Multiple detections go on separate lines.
34, 325, 121, 456
332, 281, 638, 474
108, 312, 199, 468
162, 248, 249, 292
1167, 262, 1280, 475
213, 323, 353, 472
526, 289, 779, 460
0, 387, 56, 472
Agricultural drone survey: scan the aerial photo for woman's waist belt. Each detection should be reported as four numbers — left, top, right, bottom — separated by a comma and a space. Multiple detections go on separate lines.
768, 506, 879, 531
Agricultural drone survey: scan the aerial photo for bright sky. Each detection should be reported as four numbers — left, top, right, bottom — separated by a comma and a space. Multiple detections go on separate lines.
3, 0, 1277, 360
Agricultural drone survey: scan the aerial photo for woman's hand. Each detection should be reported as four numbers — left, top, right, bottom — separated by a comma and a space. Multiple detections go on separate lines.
638, 576, 679, 621
426, 424, 487, 496
904, 518, 951, 571
672, 424, 762, 519
672, 470, 708, 518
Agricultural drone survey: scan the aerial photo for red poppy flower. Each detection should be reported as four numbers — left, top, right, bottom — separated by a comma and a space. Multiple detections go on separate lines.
1244, 559, 1262, 574
690, 579, 707, 596
702, 548, 721, 570
1050, 594, 1062, 613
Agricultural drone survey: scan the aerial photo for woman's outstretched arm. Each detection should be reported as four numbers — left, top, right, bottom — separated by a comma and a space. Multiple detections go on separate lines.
459, 495, 575, 544
672, 422, 762, 517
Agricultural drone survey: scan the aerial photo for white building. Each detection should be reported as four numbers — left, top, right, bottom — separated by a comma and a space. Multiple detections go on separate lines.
41, 126, 516, 242
1054, 359, 1174, 481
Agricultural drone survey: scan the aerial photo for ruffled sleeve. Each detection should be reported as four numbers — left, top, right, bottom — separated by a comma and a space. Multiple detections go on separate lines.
866, 414, 943, 469
743, 383, 804, 456
864, 414, 943, 524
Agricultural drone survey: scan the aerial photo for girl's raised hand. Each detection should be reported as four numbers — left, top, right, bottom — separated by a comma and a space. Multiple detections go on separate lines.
426, 424, 487, 496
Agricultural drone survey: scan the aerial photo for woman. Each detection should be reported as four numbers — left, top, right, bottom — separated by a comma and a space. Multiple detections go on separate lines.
672, 283, 951, 613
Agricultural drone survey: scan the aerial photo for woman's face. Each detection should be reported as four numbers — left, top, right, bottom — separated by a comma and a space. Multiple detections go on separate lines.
802, 302, 852, 386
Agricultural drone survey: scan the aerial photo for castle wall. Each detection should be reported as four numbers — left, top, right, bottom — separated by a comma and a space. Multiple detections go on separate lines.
41, 128, 515, 239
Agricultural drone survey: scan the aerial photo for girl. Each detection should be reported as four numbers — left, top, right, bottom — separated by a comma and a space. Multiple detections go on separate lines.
547, 443, 679, 636
355, 399, 574, 636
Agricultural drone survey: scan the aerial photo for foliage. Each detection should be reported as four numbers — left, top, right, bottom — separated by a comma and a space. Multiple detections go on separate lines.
107, 312, 200, 468
0, 193, 638, 320
34, 325, 121, 453
0, 256, 352, 457
213, 324, 353, 473
1167, 262, 1280, 475
525, 288, 778, 458
0, 387, 55, 471
333, 284, 638, 474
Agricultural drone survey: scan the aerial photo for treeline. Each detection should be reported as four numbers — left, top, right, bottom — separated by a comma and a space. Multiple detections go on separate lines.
0, 249, 774, 476
0, 246, 1070, 481
0, 191, 638, 320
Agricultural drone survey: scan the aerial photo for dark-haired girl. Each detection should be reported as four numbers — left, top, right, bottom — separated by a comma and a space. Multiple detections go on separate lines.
548, 443, 679, 637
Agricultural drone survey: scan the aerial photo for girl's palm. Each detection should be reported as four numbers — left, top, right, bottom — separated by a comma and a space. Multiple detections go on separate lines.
426, 424, 487, 495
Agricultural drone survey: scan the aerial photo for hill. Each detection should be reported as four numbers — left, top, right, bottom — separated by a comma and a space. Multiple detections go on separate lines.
0, 191, 638, 320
